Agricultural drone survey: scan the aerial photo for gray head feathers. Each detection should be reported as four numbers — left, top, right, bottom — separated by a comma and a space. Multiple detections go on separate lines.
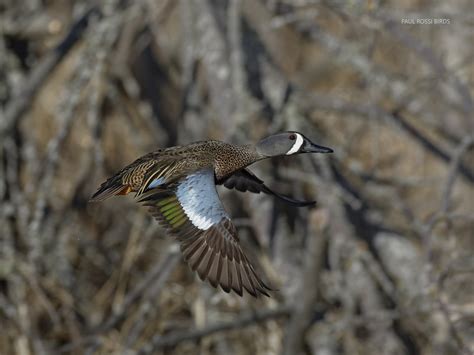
256, 132, 333, 157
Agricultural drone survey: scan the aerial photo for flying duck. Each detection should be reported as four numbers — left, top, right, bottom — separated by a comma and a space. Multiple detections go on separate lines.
90, 132, 333, 297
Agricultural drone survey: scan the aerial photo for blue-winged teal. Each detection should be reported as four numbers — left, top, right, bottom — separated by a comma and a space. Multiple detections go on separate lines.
91, 132, 333, 297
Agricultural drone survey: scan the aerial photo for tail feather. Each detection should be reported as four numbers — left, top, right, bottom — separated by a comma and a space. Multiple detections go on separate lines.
90, 177, 129, 202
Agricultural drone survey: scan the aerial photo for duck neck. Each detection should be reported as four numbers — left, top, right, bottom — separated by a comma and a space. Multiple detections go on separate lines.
214, 144, 263, 180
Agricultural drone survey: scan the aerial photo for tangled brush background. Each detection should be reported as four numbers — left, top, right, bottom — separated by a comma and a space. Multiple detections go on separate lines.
1, 1, 473, 354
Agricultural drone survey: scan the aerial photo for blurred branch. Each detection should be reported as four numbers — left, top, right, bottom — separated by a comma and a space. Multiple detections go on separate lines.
97, 247, 181, 333
137, 306, 291, 354
295, 92, 474, 183
418, 136, 474, 355
318, 2, 473, 122
27, 5, 121, 263
436, 293, 474, 355
26, 52, 92, 262
194, 0, 236, 135
228, 0, 251, 137
1, 7, 100, 140
376, 14, 474, 120
392, 110, 474, 184
282, 210, 327, 355
293, 18, 408, 101
440, 135, 474, 213
57, 248, 181, 354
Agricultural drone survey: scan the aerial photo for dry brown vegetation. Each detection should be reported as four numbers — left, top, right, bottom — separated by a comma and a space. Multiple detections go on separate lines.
1, 0, 473, 354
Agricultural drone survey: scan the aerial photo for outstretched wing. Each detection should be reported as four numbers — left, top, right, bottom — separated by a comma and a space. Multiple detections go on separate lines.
138, 169, 272, 297
218, 168, 316, 207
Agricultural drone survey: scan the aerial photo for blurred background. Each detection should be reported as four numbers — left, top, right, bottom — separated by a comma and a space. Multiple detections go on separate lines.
1, 0, 473, 354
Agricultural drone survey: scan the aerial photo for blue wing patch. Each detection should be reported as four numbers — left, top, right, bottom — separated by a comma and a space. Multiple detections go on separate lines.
148, 177, 165, 189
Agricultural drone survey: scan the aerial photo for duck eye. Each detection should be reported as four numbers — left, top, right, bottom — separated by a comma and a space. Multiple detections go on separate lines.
289, 134, 296, 140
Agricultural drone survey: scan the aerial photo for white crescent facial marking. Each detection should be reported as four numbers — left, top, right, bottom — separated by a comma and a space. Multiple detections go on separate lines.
286, 133, 304, 155
176, 170, 228, 230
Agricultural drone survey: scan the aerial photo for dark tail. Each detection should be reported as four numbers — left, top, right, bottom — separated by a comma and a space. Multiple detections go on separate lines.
89, 175, 129, 202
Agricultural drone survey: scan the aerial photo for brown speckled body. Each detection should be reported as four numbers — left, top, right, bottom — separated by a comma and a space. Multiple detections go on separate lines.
113, 141, 262, 192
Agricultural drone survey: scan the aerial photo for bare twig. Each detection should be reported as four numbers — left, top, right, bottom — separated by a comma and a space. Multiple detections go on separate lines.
440, 135, 474, 213
282, 209, 327, 355
194, 0, 236, 136
1, 7, 100, 139
27, 4, 121, 263
96, 247, 181, 333
378, 15, 474, 120
137, 306, 291, 354
295, 92, 474, 183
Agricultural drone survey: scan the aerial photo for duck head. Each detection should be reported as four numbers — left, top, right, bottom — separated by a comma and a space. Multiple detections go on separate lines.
256, 132, 333, 157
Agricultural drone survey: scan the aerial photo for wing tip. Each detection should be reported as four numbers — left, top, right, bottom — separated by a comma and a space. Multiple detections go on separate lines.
234, 287, 244, 297
219, 286, 273, 298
